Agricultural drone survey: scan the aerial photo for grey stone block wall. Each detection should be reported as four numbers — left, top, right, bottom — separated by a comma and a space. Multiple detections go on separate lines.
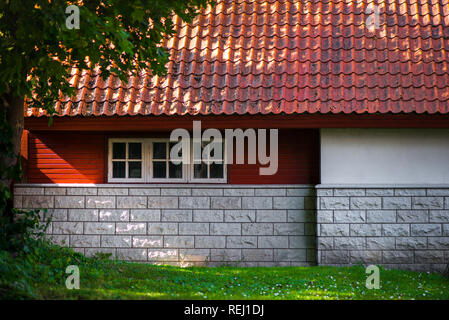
14, 184, 316, 267
317, 186, 449, 272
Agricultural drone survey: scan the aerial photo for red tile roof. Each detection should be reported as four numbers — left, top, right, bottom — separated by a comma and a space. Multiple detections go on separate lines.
26, 0, 449, 117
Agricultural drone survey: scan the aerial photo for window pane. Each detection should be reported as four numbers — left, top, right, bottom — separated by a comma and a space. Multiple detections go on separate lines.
153, 161, 167, 178
169, 162, 183, 179
129, 143, 142, 159
210, 162, 224, 179
194, 163, 208, 179
113, 143, 126, 159
112, 161, 126, 178
128, 161, 142, 178
153, 142, 167, 159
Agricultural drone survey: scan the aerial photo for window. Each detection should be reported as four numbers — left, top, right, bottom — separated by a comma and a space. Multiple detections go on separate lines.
108, 138, 226, 183
191, 139, 225, 181
110, 141, 143, 182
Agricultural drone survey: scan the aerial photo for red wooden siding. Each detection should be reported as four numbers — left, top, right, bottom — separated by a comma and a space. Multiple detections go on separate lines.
27, 132, 105, 183
26, 129, 319, 184
228, 130, 319, 184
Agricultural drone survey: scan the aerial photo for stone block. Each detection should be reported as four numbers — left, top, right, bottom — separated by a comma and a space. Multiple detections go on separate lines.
86, 196, 115, 208
256, 210, 287, 222
132, 236, 163, 248
320, 197, 349, 210
273, 223, 304, 235
210, 197, 241, 209
130, 209, 161, 222
241, 223, 273, 235
147, 223, 178, 235
68, 209, 98, 221
161, 209, 192, 222
226, 236, 257, 248
179, 197, 210, 209
242, 197, 273, 209
147, 196, 178, 209
224, 210, 255, 222
273, 197, 304, 209
210, 223, 241, 235
179, 223, 209, 235
99, 209, 129, 221
116, 222, 146, 234
84, 222, 114, 234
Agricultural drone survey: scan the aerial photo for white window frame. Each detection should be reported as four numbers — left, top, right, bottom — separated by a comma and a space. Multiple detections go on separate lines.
108, 139, 146, 183
107, 138, 227, 183
190, 138, 227, 183
147, 138, 189, 183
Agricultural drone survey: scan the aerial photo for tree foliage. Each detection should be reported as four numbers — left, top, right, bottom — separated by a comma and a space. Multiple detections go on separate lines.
0, 0, 211, 111
0, 0, 212, 255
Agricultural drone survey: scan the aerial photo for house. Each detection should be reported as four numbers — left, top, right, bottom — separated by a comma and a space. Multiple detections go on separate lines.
15, 0, 449, 272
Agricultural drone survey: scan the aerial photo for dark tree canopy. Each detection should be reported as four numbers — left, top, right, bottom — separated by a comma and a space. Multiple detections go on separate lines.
0, 0, 211, 112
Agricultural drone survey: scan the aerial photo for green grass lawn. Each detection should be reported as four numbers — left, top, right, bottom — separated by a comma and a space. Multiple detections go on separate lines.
2, 243, 449, 300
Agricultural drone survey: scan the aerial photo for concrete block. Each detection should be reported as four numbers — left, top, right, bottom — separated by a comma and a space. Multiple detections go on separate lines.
256, 210, 287, 222
148, 249, 178, 261
383, 197, 411, 209
161, 209, 192, 222
258, 236, 288, 248
273, 223, 304, 235
274, 249, 306, 262
366, 210, 396, 223
117, 249, 147, 261
23, 195, 54, 208
53, 222, 83, 234
210, 223, 241, 235
129, 188, 160, 196
86, 196, 115, 208
195, 236, 226, 248
334, 189, 365, 196
84, 222, 114, 234
334, 210, 365, 223
70, 235, 100, 247
117, 196, 147, 209
68, 209, 98, 222
116, 222, 146, 234
223, 188, 254, 196
132, 236, 163, 248
179, 223, 209, 235
147, 223, 178, 235
242, 249, 273, 262
411, 224, 442, 236
320, 224, 349, 237
241, 223, 273, 235
382, 224, 410, 237
397, 210, 428, 222
350, 197, 381, 209
396, 237, 427, 250
179, 197, 210, 209
242, 197, 273, 209
101, 235, 132, 248
210, 197, 241, 209
320, 197, 349, 210
226, 236, 257, 248
382, 251, 414, 264
224, 210, 255, 222
211, 249, 242, 261
194, 210, 224, 222
192, 188, 223, 196
147, 196, 178, 209
273, 197, 304, 209
99, 209, 129, 221
98, 188, 128, 196
130, 209, 161, 222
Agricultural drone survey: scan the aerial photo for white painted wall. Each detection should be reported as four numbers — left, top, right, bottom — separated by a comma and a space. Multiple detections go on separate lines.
320, 128, 449, 184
